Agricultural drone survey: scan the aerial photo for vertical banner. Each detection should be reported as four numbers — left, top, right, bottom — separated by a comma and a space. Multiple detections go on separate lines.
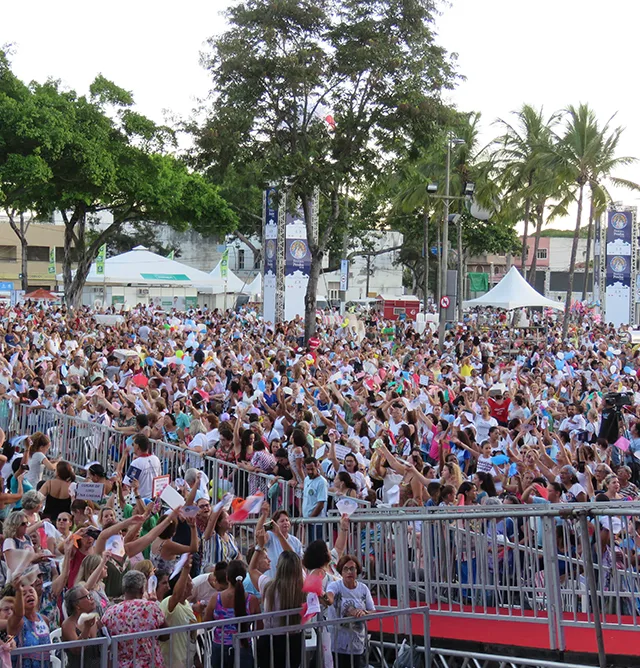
220, 248, 229, 278
48, 247, 56, 275
340, 259, 349, 292
284, 196, 312, 321
262, 186, 279, 324
605, 210, 632, 327
96, 244, 106, 276
167, 250, 175, 260
593, 214, 601, 305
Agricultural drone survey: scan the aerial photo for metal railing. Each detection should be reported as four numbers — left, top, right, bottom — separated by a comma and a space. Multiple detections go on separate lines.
11, 634, 110, 668
233, 605, 429, 668
431, 648, 591, 668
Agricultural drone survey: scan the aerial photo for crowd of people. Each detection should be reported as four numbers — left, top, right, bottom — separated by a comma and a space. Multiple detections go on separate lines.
0, 299, 638, 667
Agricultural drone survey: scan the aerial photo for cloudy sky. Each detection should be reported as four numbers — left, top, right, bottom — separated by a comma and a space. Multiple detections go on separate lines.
3, 0, 638, 226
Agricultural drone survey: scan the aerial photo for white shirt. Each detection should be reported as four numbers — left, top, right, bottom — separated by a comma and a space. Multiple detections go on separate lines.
129, 454, 162, 499
474, 416, 498, 444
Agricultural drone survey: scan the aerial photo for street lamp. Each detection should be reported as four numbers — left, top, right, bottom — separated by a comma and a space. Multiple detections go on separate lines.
423, 182, 439, 314
438, 135, 465, 348
456, 182, 475, 322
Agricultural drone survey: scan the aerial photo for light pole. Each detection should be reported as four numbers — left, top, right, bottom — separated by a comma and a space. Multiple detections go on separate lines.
424, 185, 438, 314
457, 182, 475, 322
438, 135, 465, 348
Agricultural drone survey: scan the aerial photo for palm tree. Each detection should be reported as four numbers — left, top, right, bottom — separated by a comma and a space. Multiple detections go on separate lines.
581, 128, 640, 301
543, 104, 635, 338
494, 105, 562, 284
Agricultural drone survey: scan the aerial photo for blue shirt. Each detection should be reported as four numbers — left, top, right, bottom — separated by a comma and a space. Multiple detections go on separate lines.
302, 475, 328, 518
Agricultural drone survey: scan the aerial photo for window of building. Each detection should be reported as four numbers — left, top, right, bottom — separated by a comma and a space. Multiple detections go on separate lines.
536, 248, 548, 260
26, 246, 49, 262
0, 246, 17, 262
237, 249, 245, 270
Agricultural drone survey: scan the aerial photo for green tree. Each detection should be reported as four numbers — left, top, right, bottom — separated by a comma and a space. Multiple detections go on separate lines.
197, 0, 456, 338
493, 105, 562, 284
36, 77, 236, 307
0, 51, 70, 289
543, 104, 635, 337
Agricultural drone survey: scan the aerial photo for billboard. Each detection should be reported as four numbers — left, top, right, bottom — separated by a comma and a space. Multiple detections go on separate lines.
604, 210, 632, 326
262, 187, 279, 324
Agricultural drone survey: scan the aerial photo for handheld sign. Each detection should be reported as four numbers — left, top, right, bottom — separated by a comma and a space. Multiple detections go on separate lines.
75, 483, 104, 503
152, 475, 171, 499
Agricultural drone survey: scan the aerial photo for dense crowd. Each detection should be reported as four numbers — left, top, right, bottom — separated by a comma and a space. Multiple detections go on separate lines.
0, 300, 638, 667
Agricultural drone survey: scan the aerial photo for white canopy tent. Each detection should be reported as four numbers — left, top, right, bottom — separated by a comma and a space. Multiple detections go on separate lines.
61, 246, 223, 289
463, 266, 564, 311
245, 273, 262, 300
208, 259, 249, 293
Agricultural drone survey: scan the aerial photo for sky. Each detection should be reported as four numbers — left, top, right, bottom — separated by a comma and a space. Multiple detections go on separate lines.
2, 0, 639, 228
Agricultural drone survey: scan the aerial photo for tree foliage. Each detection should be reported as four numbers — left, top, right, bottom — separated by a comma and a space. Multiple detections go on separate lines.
0, 50, 236, 307
196, 0, 457, 336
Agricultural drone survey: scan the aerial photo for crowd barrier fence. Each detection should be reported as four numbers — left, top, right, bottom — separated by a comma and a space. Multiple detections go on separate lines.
10, 404, 640, 657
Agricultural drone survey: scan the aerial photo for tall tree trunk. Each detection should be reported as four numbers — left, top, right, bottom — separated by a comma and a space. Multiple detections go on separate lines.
6, 211, 30, 291
520, 196, 531, 273
528, 200, 545, 287
582, 189, 595, 302
563, 182, 585, 339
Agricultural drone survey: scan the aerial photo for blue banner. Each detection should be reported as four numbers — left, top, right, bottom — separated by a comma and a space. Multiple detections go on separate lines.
605, 210, 632, 326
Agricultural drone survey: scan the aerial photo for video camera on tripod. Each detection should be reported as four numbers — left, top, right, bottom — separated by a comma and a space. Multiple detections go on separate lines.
603, 392, 633, 409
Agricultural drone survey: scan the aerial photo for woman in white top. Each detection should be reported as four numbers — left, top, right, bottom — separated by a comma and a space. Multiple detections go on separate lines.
24, 432, 57, 488
183, 418, 208, 469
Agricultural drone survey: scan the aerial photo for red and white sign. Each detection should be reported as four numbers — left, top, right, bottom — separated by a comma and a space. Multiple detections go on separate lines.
440, 296, 450, 309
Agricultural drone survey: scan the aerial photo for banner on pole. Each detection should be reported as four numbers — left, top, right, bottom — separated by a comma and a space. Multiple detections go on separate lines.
96, 244, 106, 276
48, 247, 56, 275
605, 210, 632, 327
220, 248, 229, 278
340, 259, 349, 292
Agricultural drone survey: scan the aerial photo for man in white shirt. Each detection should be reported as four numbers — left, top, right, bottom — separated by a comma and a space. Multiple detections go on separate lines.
559, 404, 586, 435
129, 434, 161, 499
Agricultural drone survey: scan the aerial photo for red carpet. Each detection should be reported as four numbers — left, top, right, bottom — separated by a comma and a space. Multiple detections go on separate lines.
370, 601, 640, 655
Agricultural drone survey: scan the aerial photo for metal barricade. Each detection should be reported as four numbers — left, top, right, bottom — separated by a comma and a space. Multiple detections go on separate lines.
431, 648, 589, 668
11, 634, 110, 668
233, 605, 430, 668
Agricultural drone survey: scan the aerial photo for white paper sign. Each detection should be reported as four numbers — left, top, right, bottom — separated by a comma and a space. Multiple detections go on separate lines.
334, 444, 352, 461
419, 375, 430, 387
336, 498, 359, 516
160, 485, 186, 510
75, 482, 104, 503
152, 475, 171, 498
170, 552, 189, 580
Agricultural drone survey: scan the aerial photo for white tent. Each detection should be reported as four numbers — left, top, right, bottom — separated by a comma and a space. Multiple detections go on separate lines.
60, 246, 222, 289
209, 259, 248, 293
246, 273, 262, 299
463, 266, 565, 311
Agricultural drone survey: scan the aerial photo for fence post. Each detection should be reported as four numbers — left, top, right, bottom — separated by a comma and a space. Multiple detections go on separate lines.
394, 520, 411, 635
540, 515, 563, 651
577, 511, 607, 668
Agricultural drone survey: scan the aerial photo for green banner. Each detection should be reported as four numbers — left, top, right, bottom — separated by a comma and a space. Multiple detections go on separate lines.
185, 296, 198, 308
111, 295, 125, 305
220, 248, 229, 278
96, 244, 106, 276
468, 272, 489, 292
48, 247, 56, 275
140, 273, 190, 281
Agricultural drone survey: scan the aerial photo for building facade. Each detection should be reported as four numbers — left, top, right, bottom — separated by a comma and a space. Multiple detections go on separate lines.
0, 215, 67, 291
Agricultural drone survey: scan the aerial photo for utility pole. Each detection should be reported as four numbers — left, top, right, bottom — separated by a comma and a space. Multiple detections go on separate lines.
438, 138, 452, 348
423, 209, 429, 313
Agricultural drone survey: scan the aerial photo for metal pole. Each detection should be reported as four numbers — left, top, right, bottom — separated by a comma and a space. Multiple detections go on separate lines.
436, 220, 441, 304
457, 215, 463, 323
578, 511, 607, 668
423, 209, 429, 313
438, 137, 451, 348
365, 254, 371, 298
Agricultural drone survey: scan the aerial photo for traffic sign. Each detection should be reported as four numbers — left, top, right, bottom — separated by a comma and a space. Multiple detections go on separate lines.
440, 296, 450, 309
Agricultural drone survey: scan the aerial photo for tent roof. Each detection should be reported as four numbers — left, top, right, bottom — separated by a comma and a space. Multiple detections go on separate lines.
24, 288, 58, 300
209, 259, 248, 293
58, 246, 224, 289
463, 266, 565, 311
246, 273, 262, 298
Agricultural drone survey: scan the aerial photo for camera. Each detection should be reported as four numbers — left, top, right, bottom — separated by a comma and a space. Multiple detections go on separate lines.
575, 431, 590, 443
263, 520, 274, 531
604, 392, 633, 408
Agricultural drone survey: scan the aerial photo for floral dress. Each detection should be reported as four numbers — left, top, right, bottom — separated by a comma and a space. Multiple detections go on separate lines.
102, 599, 165, 668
